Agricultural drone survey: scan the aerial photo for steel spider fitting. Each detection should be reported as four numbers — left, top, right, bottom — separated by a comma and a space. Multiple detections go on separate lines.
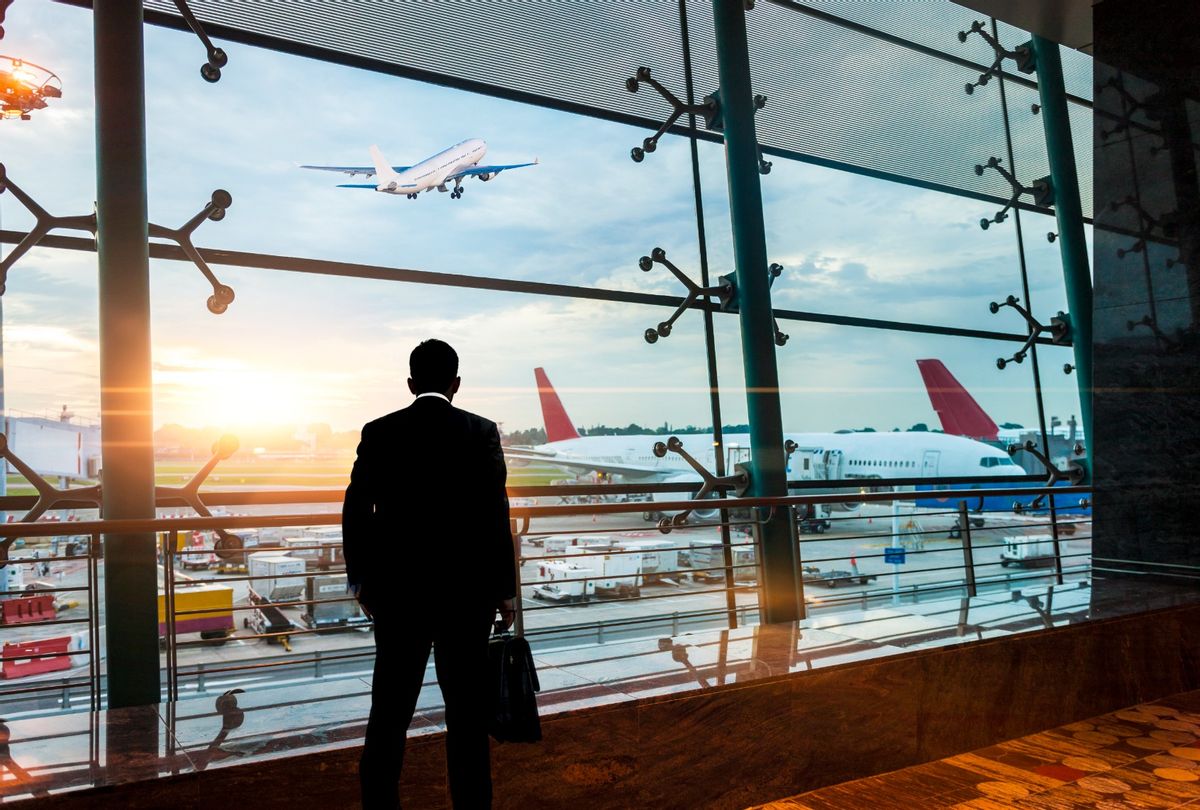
172, 0, 228, 82
973, 156, 1054, 229
0, 166, 235, 313
956, 20, 1035, 95
1006, 439, 1084, 514
155, 434, 245, 559
988, 295, 1069, 370
639, 249, 788, 346
651, 436, 748, 534
639, 247, 732, 343
0, 432, 102, 570
0, 164, 96, 295
1126, 314, 1185, 352
623, 66, 771, 174
149, 189, 236, 314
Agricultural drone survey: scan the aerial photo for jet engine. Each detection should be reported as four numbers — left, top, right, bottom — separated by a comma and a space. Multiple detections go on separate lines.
645, 475, 720, 522
478, 172, 492, 181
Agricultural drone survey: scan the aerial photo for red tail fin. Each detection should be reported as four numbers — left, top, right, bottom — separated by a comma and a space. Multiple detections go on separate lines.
534, 368, 580, 443
916, 359, 999, 441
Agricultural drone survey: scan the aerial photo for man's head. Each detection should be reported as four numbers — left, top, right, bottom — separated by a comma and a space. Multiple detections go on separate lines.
408, 339, 461, 399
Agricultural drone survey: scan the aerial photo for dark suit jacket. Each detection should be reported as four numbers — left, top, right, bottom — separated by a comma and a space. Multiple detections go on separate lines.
342, 395, 516, 605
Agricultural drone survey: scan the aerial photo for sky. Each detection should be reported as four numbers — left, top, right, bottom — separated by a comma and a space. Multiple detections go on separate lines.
0, 1, 1090, 438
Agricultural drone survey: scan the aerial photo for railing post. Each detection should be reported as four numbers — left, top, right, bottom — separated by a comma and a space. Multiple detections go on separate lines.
1029, 35, 1093, 483
710, 0, 801, 623
958, 501, 978, 598
95, 0, 159, 708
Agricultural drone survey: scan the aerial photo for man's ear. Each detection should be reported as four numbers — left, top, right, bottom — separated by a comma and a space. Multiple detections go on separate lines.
449, 377, 462, 396
407, 378, 418, 395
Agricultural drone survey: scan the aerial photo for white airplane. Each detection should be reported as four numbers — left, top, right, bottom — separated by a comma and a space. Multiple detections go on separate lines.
505, 368, 1020, 519
301, 139, 537, 200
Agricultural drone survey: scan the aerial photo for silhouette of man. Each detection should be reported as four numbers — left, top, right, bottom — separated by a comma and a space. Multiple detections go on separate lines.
344, 339, 516, 809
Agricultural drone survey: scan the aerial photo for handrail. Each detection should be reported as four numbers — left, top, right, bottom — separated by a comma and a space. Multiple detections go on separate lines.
0, 472, 1049, 512
0, 484, 1088, 538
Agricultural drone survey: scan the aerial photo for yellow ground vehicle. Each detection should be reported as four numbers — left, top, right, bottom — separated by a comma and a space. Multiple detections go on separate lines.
157, 582, 235, 642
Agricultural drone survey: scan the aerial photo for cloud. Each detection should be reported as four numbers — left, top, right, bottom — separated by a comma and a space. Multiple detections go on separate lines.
0, 1, 1089, 436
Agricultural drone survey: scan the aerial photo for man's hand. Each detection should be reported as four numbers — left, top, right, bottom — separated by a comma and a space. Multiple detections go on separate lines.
496, 598, 515, 632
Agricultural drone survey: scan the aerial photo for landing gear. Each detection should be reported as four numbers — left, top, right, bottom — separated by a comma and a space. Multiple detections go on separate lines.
450, 185, 464, 200
406, 193, 417, 200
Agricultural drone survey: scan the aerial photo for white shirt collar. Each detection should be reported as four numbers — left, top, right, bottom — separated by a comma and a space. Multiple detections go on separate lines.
414, 392, 450, 403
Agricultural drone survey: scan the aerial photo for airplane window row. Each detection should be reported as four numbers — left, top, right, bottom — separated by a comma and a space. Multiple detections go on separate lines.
848, 460, 915, 468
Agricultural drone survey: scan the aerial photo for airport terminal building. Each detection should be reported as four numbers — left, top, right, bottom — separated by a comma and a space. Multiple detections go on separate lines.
0, 0, 1196, 807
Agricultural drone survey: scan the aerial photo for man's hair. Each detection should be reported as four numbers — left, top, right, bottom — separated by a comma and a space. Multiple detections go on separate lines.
409, 339, 459, 394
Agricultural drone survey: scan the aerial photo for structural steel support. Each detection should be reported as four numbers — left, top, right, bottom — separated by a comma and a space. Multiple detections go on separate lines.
1030, 35, 1094, 481
95, 1, 160, 707
710, 0, 802, 622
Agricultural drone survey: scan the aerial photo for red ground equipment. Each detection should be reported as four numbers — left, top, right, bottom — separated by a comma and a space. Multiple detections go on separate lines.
0, 594, 55, 626
0, 635, 72, 679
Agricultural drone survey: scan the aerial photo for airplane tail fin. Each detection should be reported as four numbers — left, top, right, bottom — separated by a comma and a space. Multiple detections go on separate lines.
368, 145, 399, 182
534, 367, 580, 443
916, 359, 1000, 441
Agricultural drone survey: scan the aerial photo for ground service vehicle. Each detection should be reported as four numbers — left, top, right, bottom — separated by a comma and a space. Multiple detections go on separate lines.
579, 549, 642, 596
530, 561, 595, 603
157, 582, 234, 642
801, 565, 876, 588
999, 534, 1057, 567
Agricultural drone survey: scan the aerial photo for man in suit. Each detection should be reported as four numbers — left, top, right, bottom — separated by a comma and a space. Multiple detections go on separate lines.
344, 339, 516, 809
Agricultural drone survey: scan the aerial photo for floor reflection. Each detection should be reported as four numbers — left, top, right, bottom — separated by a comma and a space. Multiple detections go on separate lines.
1, 577, 1197, 801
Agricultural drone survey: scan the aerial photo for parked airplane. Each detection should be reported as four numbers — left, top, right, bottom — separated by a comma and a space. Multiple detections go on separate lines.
301, 139, 537, 200
916, 358, 1084, 446
505, 368, 1021, 519
915, 358, 1089, 515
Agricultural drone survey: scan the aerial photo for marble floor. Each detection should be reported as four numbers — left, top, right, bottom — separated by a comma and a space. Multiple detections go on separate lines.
0, 576, 1195, 803
751, 689, 1200, 809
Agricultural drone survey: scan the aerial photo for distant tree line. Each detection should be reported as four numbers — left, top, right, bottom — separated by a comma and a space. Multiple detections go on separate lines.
500, 422, 989, 445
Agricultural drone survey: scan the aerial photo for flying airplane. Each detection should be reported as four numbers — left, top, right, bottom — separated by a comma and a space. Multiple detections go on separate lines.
505, 368, 1021, 520
300, 139, 538, 200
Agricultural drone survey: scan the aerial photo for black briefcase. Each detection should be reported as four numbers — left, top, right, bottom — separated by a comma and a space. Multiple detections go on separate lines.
488, 631, 542, 743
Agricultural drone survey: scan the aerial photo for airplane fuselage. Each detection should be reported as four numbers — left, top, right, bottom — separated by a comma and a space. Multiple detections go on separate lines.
530, 430, 1019, 483
379, 138, 486, 194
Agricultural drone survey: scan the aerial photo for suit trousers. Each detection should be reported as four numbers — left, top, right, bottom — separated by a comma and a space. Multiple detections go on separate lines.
360, 603, 495, 810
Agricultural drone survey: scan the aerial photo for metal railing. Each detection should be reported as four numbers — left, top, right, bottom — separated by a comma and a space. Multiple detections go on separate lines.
0, 482, 1091, 714
0, 532, 102, 714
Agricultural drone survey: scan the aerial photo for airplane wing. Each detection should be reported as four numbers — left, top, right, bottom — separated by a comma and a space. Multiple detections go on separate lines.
335, 183, 379, 189
447, 159, 539, 183
299, 164, 411, 178
504, 448, 659, 479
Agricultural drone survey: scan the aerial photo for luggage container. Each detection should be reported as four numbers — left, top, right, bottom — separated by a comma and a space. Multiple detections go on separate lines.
689, 543, 758, 583
282, 535, 343, 571
539, 534, 615, 556
158, 582, 234, 641
612, 539, 680, 583
530, 561, 595, 603
180, 531, 218, 570
999, 534, 1057, 567
579, 549, 642, 596
248, 553, 306, 602
301, 573, 368, 628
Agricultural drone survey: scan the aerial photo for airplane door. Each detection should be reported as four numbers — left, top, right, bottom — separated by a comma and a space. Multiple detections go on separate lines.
823, 449, 843, 480
921, 450, 940, 477
726, 445, 751, 471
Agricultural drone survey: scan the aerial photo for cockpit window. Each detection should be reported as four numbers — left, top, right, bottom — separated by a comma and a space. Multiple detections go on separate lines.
980, 457, 1016, 467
